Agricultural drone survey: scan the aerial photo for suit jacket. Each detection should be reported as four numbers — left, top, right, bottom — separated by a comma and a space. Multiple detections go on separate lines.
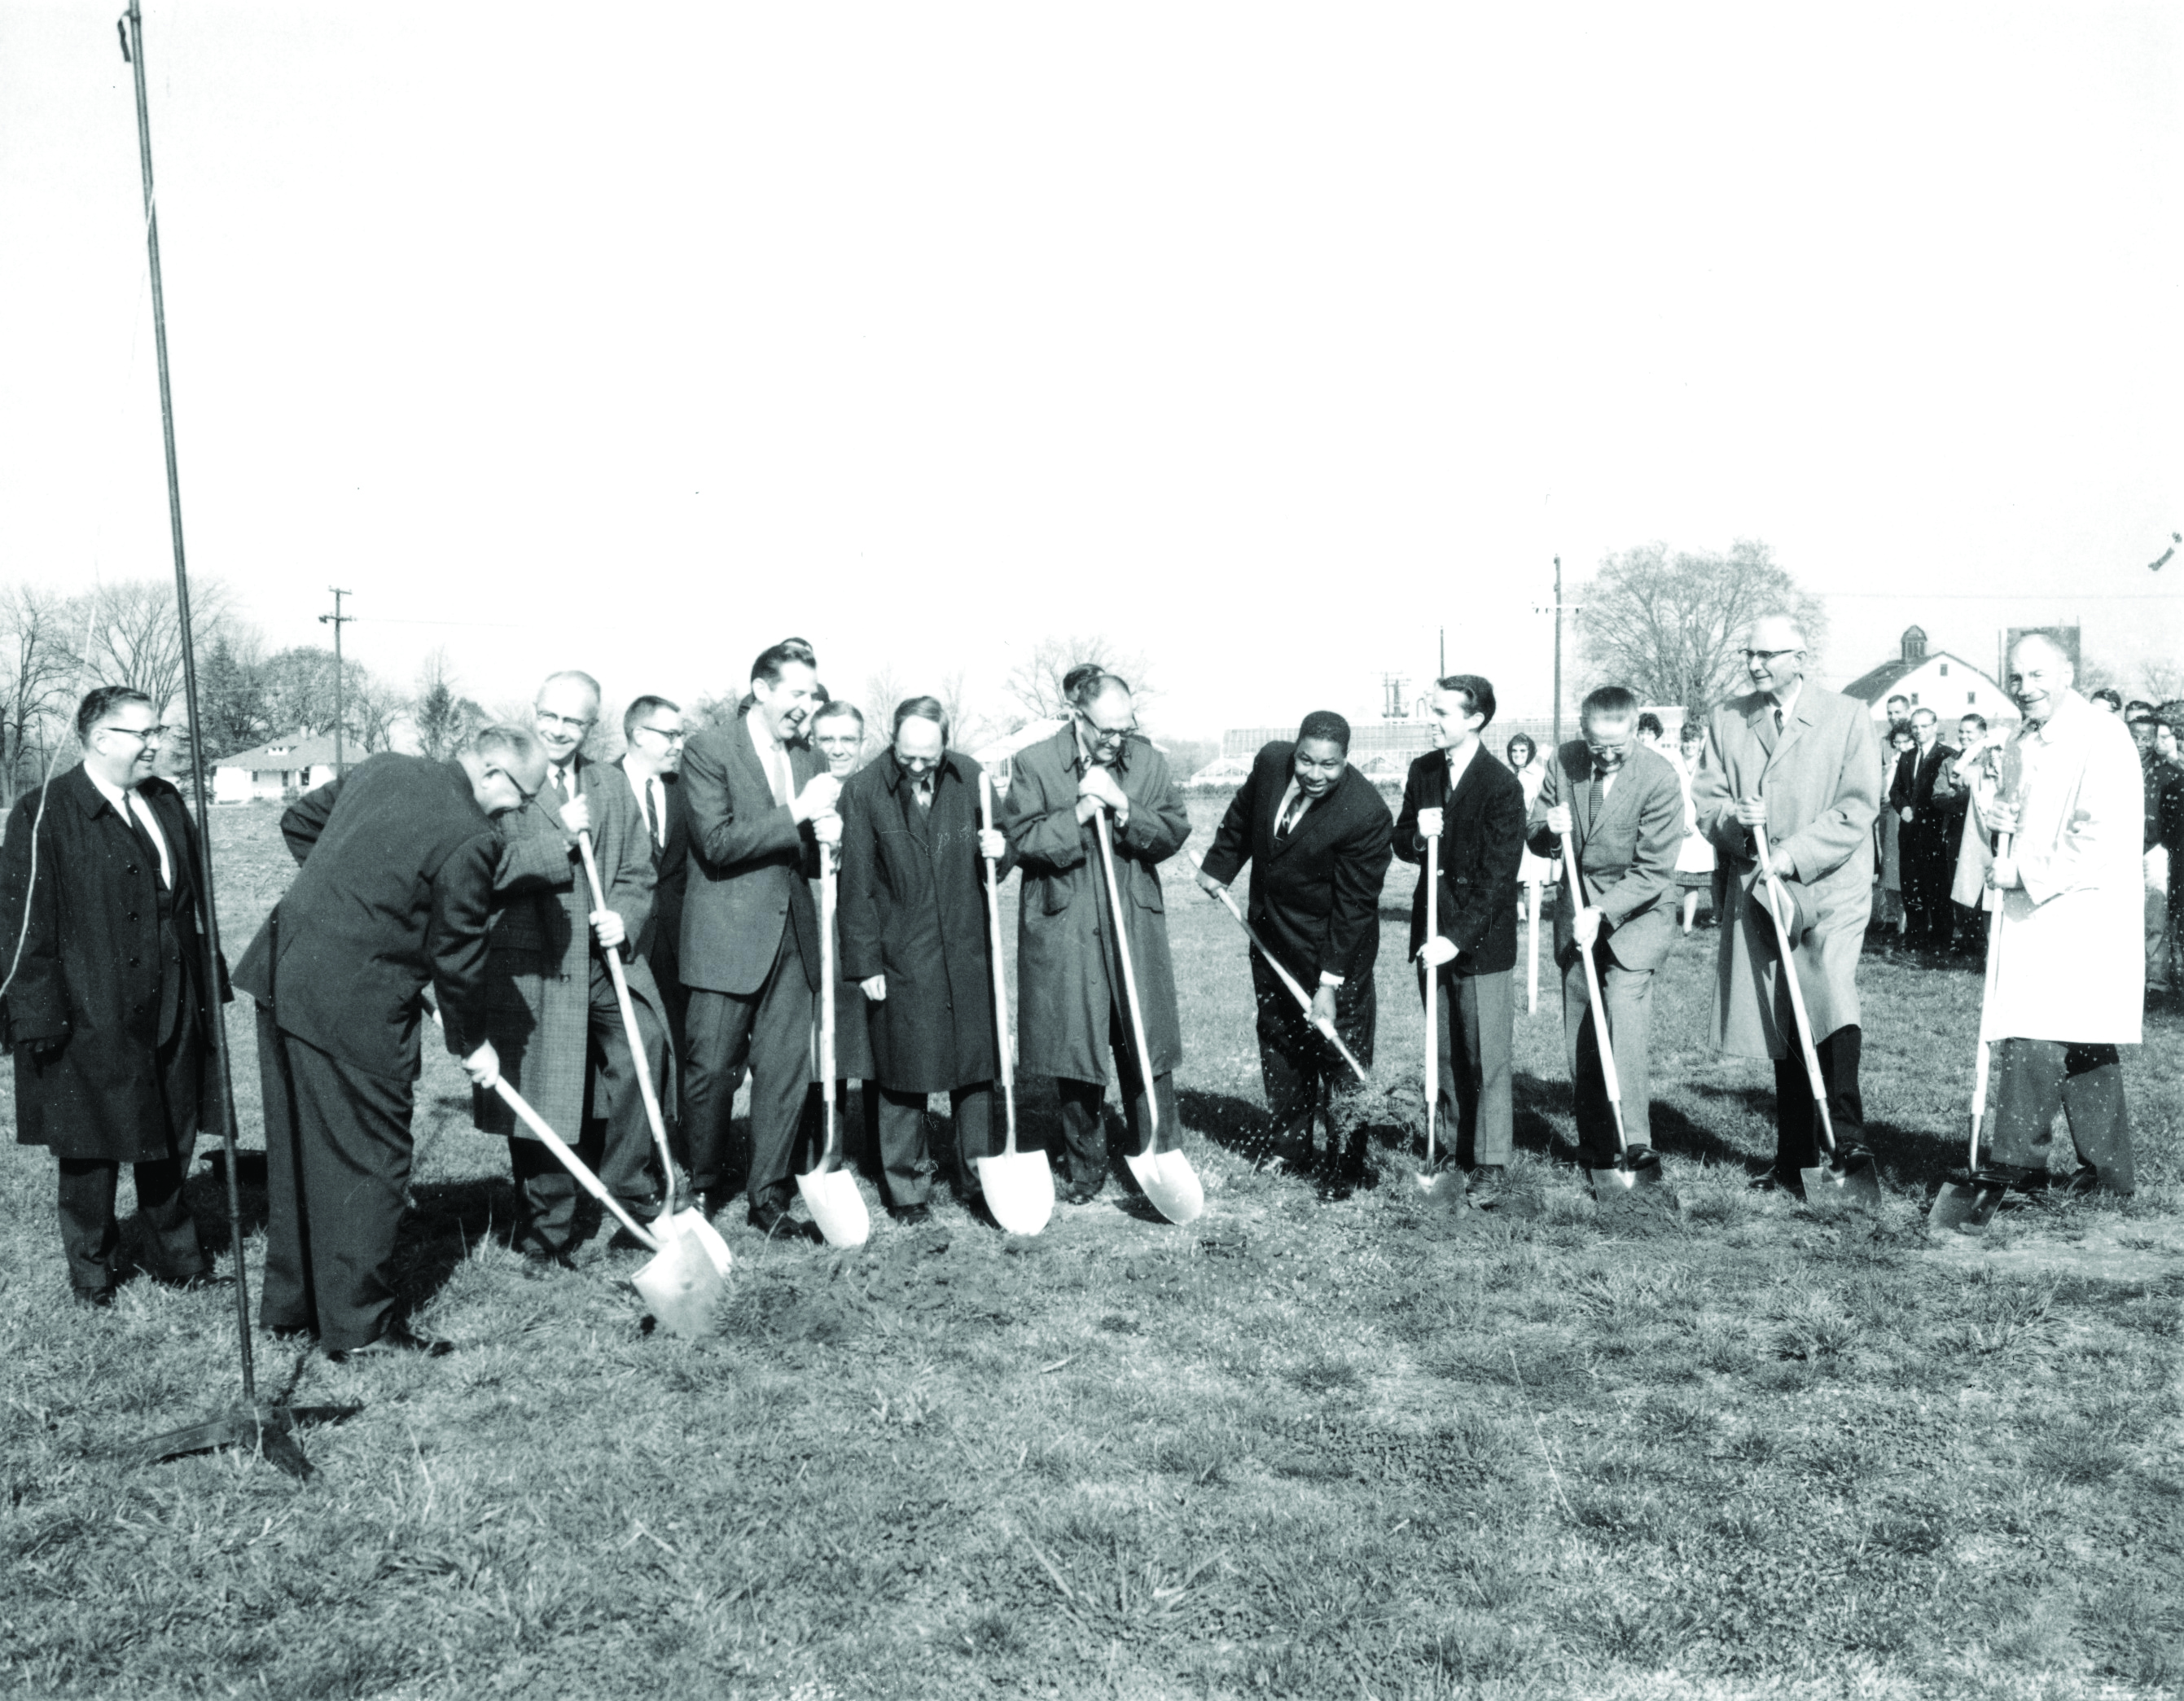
1198, 742, 1393, 985
678, 707, 824, 997
1691, 683, 1880, 1058
232, 753, 499, 1079
1524, 741, 1685, 973
1890, 742, 1962, 830
1, 765, 226, 1160
473, 752, 663, 1139
1392, 744, 1526, 976
616, 757, 687, 986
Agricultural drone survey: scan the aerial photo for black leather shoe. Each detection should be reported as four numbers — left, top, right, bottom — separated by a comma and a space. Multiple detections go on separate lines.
327, 1324, 454, 1363
748, 1203, 820, 1242
73, 1286, 116, 1310
888, 1202, 933, 1226
1059, 1180, 1104, 1206
1467, 1163, 1508, 1203
267, 1322, 316, 1341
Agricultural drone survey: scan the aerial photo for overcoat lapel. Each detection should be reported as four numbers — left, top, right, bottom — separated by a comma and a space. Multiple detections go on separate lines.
1764, 696, 1815, 780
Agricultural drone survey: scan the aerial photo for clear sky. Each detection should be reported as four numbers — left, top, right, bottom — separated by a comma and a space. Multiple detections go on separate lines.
2, 3, 2178, 743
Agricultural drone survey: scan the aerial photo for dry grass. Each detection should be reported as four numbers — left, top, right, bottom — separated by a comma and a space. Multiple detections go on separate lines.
1, 799, 2179, 1699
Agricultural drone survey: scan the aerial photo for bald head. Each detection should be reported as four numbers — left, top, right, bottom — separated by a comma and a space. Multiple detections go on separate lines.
2006, 633, 2076, 725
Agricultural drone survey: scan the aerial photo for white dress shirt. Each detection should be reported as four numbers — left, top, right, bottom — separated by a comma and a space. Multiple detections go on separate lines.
625, 762, 668, 848
86, 769, 172, 888
748, 715, 795, 808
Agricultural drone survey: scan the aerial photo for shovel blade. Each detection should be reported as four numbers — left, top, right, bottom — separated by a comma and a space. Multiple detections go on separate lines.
976, 1148, 1055, 1236
1127, 1146, 1206, 1225
796, 1165, 871, 1247
141, 1404, 312, 1480
633, 1220, 731, 1339
1800, 1153, 1884, 1212
664, 1207, 734, 1275
1416, 1167, 1472, 1212
1589, 1155, 1679, 1225
1928, 1177, 2003, 1234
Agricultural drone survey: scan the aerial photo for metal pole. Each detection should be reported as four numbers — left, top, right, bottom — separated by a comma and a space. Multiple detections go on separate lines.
320, 588, 351, 776
1551, 555, 1563, 755
122, 0, 257, 1409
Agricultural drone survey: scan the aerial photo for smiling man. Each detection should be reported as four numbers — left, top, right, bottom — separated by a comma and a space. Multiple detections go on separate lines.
1196, 711, 1392, 1172
1974, 633, 2144, 1195
1691, 615, 1883, 1191
1527, 686, 1686, 1174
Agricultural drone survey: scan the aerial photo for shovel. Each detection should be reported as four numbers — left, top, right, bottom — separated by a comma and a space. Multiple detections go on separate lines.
431, 1005, 729, 1335
1526, 877, 1541, 1015
797, 848, 872, 1246
1092, 807, 1204, 1224
974, 769, 1053, 1234
1188, 849, 1370, 1088
575, 831, 734, 1278
1752, 831, 1881, 1209
1414, 831, 1469, 1211
1931, 830, 2014, 1232
1559, 837, 1674, 1223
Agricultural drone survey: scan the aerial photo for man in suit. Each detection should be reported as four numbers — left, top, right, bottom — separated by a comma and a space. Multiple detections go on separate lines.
1527, 686, 1686, 1170
809, 698, 878, 1136
680, 638, 842, 1239
1692, 614, 1883, 1190
1195, 711, 1392, 1169
1001, 666, 1193, 1205
474, 670, 669, 1263
616, 694, 690, 1056
234, 727, 542, 1358
1393, 675, 1527, 1196
839, 696, 1012, 1223
0, 686, 223, 1306
1891, 708, 1962, 954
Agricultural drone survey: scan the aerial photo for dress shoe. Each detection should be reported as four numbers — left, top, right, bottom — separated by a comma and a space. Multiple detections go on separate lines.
1059, 1179, 1104, 1206
73, 1286, 116, 1310
1466, 1163, 1508, 1203
327, 1324, 454, 1363
747, 1203, 820, 1242
267, 1322, 316, 1342
888, 1202, 933, 1227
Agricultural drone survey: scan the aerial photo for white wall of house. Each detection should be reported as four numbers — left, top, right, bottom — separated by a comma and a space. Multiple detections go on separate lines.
1866, 654, 2020, 726
212, 761, 339, 804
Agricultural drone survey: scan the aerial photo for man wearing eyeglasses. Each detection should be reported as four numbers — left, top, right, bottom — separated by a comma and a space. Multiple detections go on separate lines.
0, 686, 225, 1307
1691, 615, 1883, 1191
616, 695, 691, 1058
234, 725, 545, 1358
471, 670, 669, 1264
1001, 665, 1193, 1204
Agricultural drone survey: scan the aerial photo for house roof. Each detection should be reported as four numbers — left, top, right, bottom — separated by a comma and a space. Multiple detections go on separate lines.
214, 732, 344, 770
1838, 649, 2005, 707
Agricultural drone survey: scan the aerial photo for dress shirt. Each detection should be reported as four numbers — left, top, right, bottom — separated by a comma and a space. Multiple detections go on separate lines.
625, 763, 668, 848
748, 715, 795, 809
1272, 777, 1340, 985
86, 769, 171, 888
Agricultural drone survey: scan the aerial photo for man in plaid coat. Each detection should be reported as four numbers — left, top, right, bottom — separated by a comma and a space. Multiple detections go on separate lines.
473, 669, 669, 1261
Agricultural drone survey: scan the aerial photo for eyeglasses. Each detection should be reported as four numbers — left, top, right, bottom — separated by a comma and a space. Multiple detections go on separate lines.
103, 724, 167, 745
1081, 715, 1137, 741
632, 724, 686, 743
535, 711, 595, 733
1741, 647, 1801, 664
487, 765, 542, 803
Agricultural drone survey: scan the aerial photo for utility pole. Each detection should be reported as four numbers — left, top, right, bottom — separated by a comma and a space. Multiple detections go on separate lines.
1438, 626, 1445, 679
1532, 556, 1580, 754
320, 587, 353, 777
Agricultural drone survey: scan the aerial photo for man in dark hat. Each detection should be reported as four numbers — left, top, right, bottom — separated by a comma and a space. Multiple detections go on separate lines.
1196, 710, 1392, 1169
0, 686, 226, 1306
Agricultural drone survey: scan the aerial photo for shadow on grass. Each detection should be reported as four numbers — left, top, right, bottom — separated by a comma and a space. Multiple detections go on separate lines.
390, 1175, 520, 1314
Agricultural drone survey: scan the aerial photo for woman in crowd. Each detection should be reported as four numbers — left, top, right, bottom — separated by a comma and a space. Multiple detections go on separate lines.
1669, 719, 1715, 932
1506, 732, 1549, 922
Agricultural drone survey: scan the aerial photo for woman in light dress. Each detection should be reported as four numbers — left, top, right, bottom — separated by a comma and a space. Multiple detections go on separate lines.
1506, 733, 1549, 921
1668, 719, 1716, 933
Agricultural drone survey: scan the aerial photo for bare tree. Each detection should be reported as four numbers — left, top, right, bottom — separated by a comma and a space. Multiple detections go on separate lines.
80, 576, 235, 717
1577, 540, 1827, 718
410, 647, 471, 760
1001, 633, 1155, 723
2141, 660, 2184, 704
861, 666, 910, 735
0, 585, 90, 794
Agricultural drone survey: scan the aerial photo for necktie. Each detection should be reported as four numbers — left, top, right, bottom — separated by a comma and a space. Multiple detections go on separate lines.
1277, 794, 1304, 840
553, 766, 570, 804
644, 779, 662, 847
916, 778, 933, 813
1774, 708, 1784, 735
125, 795, 167, 888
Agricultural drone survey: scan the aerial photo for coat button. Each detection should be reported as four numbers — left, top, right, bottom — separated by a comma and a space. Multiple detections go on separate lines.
127, 912, 139, 923
128, 957, 141, 967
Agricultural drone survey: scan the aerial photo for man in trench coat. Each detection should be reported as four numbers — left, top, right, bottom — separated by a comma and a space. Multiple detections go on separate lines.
473, 670, 669, 1262
838, 697, 1012, 1222
1000, 669, 1191, 1205
1692, 614, 1883, 1187
0, 686, 224, 1304
1195, 711, 1392, 1168
1975, 634, 2144, 1195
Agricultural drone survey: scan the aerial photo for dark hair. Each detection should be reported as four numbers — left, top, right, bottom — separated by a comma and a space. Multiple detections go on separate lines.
1504, 733, 1536, 768
1296, 710, 1350, 752
811, 699, 864, 731
2125, 698, 2153, 717
1679, 720, 1707, 747
622, 695, 681, 739
1960, 712, 1988, 733
1063, 664, 1129, 711
1433, 674, 1496, 730
2157, 701, 2184, 731
2092, 688, 2125, 711
1580, 685, 1638, 723
892, 695, 948, 741
1890, 726, 1915, 747
751, 638, 818, 686
76, 686, 154, 742
1636, 712, 1664, 740
1885, 695, 1910, 709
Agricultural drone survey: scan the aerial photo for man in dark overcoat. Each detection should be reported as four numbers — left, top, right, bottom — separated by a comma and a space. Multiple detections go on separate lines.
1526, 687, 1686, 1169
472, 670, 667, 1262
1393, 673, 1526, 1194
1195, 711, 1392, 1166
679, 638, 841, 1238
837, 696, 1013, 1222
1890, 707, 1963, 954
0, 686, 225, 1305
1000, 668, 1192, 1205
234, 727, 542, 1357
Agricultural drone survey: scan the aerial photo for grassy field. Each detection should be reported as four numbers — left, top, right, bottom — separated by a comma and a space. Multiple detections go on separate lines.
2, 796, 2181, 1700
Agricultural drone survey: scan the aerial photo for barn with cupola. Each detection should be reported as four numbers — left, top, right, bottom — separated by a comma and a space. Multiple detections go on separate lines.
1839, 626, 2020, 728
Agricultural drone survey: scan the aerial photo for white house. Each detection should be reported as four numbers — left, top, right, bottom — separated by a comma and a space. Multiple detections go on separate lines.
213, 734, 343, 804
1840, 628, 2021, 730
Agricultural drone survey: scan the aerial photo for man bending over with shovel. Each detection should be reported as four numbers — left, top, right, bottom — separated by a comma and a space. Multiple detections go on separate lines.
1526, 686, 1685, 1175
1691, 615, 1883, 1193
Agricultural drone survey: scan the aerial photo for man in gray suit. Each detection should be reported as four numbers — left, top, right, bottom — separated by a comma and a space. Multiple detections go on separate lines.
679, 638, 841, 1238
1691, 614, 1883, 1189
1527, 686, 1686, 1169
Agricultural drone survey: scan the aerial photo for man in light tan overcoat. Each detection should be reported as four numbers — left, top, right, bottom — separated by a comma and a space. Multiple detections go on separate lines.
1691, 615, 1883, 1188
